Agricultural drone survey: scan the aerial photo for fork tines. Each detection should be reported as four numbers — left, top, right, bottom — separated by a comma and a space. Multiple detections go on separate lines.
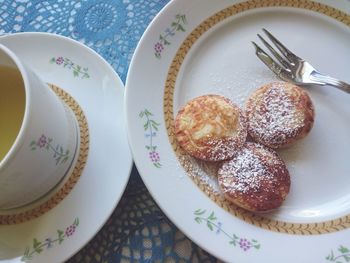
252, 28, 299, 80
252, 29, 350, 93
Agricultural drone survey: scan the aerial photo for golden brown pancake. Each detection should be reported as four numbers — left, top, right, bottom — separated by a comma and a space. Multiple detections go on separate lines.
174, 94, 247, 161
246, 82, 315, 149
218, 142, 290, 212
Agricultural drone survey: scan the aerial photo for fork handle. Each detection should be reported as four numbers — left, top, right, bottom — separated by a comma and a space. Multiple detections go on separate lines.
312, 73, 350, 94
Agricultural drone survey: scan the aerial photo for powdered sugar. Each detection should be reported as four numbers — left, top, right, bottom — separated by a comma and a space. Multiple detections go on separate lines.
247, 82, 304, 146
218, 143, 285, 194
178, 155, 222, 194
219, 144, 274, 193
208, 67, 278, 108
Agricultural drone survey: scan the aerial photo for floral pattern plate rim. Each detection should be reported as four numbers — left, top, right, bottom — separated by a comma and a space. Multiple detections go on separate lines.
125, 0, 350, 262
0, 32, 132, 263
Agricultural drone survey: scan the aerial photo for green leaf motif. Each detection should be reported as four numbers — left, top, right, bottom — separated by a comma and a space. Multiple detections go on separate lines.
163, 39, 171, 45
144, 109, 152, 116
327, 250, 335, 261
194, 209, 206, 215
194, 209, 261, 252
32, 239, 40, 248
208, 212, 216, 221
254, 244, 261, 249
140, 109, 161, 168
151, 120, 160, 131
31, 135, 71, 166
50, 57, 90, 79
326, 245, 350, 262
340, 246, 350, 254
30, 140, 37, 150
194, 217, 202, 224
22, 218, 79, 261
58, 229, 64, 237
153, 162, 161, 168
154, 14, 187, 59
177, 24, 185, 32
32, 239, 43, 254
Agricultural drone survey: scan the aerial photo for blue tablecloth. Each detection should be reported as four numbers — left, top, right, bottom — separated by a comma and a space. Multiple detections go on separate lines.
0, 1, 219, 262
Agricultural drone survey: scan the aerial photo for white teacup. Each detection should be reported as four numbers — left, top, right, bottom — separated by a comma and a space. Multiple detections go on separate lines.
0, 44, 79, 209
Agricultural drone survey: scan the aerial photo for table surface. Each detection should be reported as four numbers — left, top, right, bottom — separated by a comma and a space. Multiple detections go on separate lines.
0, 1, 220, 262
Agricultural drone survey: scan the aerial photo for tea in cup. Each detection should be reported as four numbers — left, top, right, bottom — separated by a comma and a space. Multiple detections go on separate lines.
0, 44, 79, 209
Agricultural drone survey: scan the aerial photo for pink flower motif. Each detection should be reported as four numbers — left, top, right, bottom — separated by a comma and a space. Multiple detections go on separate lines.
149, 151, 160, 163
154, 42, 164, 53
239, 238, 252, 251
37, 134, 47, 148
56, 56, 64, 65
65, 225, 76, 237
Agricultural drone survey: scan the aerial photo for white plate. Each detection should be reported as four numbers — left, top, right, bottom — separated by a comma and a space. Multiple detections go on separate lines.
0, 33, 132, 263
126, 1, 350, 262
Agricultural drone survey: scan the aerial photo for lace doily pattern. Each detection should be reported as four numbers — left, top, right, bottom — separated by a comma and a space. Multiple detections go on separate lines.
0, 0, 168, 82
0, 0, 26, 33
67, 169, 219, 263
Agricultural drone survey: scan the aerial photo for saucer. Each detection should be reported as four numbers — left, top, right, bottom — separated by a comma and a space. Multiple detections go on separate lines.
0, 33, 132, 262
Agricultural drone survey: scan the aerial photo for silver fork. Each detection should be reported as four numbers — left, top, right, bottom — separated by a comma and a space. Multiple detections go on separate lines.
252, 28, 350, 94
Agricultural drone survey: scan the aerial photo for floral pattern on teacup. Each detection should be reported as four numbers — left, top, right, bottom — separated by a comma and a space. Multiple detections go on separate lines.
30, 134, 70, 165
